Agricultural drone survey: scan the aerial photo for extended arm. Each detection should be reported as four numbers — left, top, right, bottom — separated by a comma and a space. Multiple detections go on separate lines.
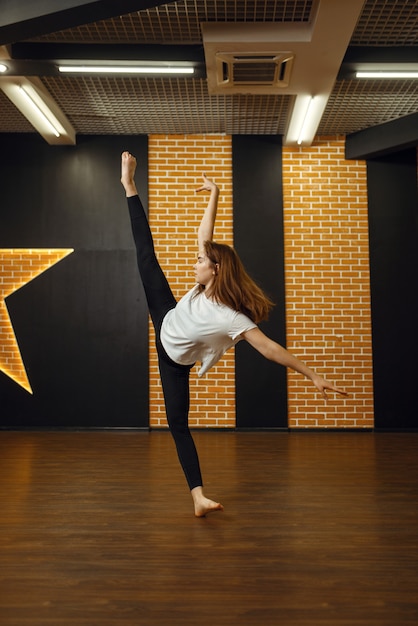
243, 327, 347, 400
196, 174, 219, 250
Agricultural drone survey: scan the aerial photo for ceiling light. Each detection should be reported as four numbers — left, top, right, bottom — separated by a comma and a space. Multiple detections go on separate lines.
19, 85, 61, 137
58, 64, 195, 75
285, 94, 328, 146
0, 63, 7, 73
297, 97, 315, 145
0, 76, 76, 145
356, 71, 418, 79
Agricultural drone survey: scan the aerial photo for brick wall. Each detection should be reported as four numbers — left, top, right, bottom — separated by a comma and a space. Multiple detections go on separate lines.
0, 136, 374, 428
147, 134, 373, 429
282, 137, 374, 428
147, 135, 234, 428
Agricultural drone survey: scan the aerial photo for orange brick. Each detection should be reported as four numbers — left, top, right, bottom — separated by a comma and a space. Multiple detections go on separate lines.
283, 138, 372, 429
147, 135, 233, 429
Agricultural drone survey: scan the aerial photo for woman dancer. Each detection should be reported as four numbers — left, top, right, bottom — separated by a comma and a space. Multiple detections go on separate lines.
121, 151, 346, 517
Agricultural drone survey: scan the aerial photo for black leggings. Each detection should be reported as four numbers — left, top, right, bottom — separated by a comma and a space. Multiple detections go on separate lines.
127, 195, 203, 490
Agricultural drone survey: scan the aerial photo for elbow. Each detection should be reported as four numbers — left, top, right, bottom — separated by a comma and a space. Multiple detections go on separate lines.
256, 343, 276, 362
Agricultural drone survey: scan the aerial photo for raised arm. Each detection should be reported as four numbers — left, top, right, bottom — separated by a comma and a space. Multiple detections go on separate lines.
196, 174, 219, 250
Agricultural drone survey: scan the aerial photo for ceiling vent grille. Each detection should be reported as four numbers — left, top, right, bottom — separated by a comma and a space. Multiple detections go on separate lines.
215, 52, 294, 88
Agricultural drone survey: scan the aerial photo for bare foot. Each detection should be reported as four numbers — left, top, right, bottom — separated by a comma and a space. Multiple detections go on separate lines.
121, 151, 138, 196
191, 486, 224, 518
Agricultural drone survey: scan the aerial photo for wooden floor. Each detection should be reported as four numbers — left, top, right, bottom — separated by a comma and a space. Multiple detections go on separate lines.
0, 430, 417, 626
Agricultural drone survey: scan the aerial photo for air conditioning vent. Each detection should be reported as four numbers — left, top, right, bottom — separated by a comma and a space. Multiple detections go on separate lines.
215, 52, 294, 88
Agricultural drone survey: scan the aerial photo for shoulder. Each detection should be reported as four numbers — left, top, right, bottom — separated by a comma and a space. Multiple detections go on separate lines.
180, 285, 200, 302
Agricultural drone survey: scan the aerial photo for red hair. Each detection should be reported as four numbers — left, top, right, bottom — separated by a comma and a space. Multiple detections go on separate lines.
197, 241, 274, 324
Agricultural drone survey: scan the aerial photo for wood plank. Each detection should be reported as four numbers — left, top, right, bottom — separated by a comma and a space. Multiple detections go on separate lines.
0, 430, 417, 625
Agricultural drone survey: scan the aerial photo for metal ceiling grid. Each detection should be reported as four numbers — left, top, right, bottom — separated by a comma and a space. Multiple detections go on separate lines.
30, 1, 315, 44
350, 0, 418, 46
40, 75, 291, 135
1, 0, 417, 137
0, 91, 34, 133
28, 0, 417, 46
318, 78, 418, 135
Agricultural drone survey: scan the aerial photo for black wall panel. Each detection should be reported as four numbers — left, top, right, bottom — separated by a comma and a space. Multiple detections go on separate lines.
232, 135, 287, 428
367, 148, 418, 429
0, 135, 149, 427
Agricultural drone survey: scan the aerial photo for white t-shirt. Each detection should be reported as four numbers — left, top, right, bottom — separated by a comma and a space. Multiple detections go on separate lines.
160, 286, 257, 377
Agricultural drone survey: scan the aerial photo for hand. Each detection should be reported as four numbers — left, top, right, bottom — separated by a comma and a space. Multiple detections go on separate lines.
311, 374, 348, 401
196, 173, 219, 194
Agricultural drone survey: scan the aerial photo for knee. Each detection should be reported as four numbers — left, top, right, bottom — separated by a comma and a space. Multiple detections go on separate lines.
167, 420, 190, 439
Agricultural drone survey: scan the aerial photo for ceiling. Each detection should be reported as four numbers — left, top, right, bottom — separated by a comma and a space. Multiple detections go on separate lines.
0, 0, 417, 144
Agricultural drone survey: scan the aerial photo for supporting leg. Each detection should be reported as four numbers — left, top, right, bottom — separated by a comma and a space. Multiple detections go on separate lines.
158, 350, 223, 517
158, 350, 203, 490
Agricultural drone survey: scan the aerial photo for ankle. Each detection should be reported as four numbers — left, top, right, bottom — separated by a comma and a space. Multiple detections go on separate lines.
191, 486, 204, 501
121, 179, 137, 197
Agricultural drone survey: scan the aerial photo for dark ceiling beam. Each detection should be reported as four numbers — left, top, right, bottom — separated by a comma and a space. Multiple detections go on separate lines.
1, 43, 206, 77
343, 46, 418, 64
10, 42, 205, 62
345, 112, 418, 160
339, 46, 418, 79
0, 0, 168, 45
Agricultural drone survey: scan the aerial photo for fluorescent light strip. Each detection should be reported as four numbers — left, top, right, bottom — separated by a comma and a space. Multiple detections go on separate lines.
356, 71, 418, 79
19, 86, 61, 137
58, 65, 195, 75
297, 97, 315, 145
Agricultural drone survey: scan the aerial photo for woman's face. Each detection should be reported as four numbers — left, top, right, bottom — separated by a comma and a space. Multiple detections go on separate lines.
194, 252, 216, 287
